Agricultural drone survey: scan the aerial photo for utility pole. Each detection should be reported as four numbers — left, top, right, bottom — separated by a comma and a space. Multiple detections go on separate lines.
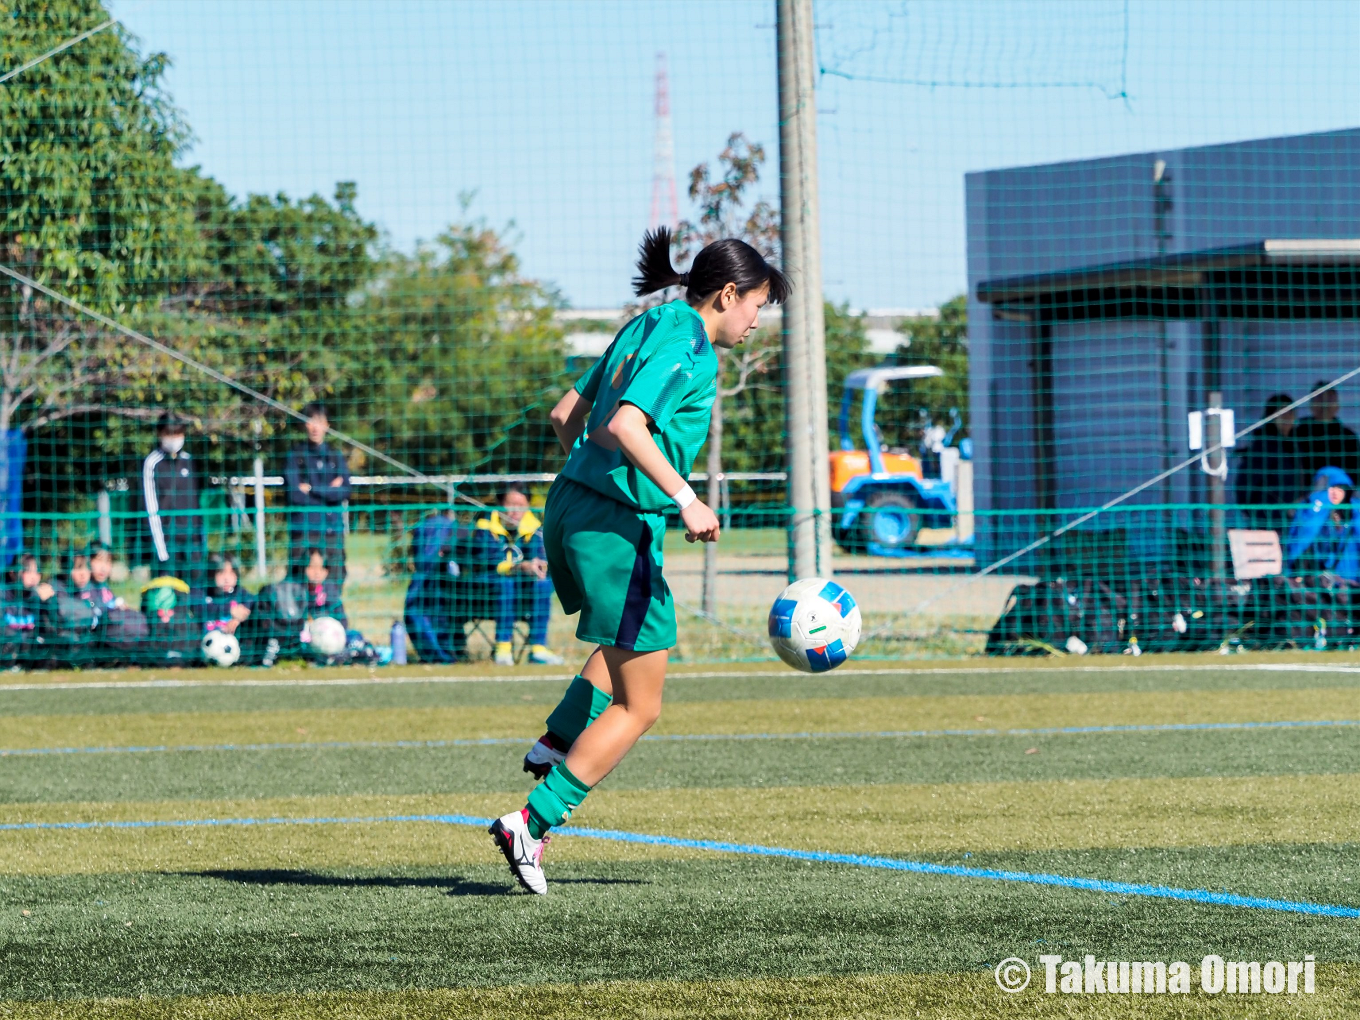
650, 53, 678, 230
702, 387, 722, 614
778, 0, 832, 581
1206, 390, 1226, 580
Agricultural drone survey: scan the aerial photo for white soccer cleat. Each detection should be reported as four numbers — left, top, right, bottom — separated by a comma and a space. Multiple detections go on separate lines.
522, 733, 567, 779
527, 647, 565, 666
489, 809, 549, 895
493, 649, 515, 666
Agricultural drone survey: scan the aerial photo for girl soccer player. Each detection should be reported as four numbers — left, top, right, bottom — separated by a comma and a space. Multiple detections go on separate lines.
490, 228, 789, 893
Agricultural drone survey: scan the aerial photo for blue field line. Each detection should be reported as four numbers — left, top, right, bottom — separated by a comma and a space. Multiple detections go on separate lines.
2, 717, 1359, 759
1, 809, 1356, 919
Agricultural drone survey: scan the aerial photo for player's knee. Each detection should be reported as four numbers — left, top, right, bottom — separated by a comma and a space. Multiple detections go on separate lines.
632, 702, 662, 732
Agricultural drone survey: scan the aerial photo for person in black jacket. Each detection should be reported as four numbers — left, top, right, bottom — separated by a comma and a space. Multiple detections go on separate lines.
141, 413, 205, 586
1234, 393, 1301, 530
1295, 383, 1360, 482
285, 403, 351, 581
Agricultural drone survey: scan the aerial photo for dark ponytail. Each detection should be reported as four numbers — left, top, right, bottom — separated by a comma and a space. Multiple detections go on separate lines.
632, 227, 791, 304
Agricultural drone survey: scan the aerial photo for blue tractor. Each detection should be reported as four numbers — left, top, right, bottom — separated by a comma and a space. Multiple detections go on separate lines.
828, 365, 971, 557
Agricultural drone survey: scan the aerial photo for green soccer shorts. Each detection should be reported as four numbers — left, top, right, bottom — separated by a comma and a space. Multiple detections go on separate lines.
543, 477, 675, 653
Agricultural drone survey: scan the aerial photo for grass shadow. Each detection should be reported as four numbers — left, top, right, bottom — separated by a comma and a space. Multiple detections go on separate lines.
185, 869, 648, 897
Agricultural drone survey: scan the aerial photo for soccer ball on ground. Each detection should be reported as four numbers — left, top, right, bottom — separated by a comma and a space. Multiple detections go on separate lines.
768, 577, 862, 673
307, 615, 348, 657
201, 629, 241, 667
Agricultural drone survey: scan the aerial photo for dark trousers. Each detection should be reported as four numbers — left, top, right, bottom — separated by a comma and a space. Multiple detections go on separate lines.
152, 528, 206, 589
404, 576, 461, 664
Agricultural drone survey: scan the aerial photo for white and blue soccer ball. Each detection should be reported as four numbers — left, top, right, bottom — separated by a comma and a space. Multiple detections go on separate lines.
201, 629, 241, 667
768, 577, 862, 673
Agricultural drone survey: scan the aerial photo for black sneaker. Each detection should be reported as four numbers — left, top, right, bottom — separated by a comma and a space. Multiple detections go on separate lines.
522, 732, 568, 779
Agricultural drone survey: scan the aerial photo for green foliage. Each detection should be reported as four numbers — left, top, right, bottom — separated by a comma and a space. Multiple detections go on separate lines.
674, 132, 779, 260
704, 301, 875, 475
1, 1, 565, 498
0, 0, 208, 459
878, 295, 969, 449
0, 1, 204, 314
344, 221, 568, 478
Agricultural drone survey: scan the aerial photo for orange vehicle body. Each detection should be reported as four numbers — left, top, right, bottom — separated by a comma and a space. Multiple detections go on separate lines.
828, 449, 923, 494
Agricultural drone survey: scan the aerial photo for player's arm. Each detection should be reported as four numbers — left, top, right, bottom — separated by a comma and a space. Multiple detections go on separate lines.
550, 388, 592, 454
604, 403, 720, 543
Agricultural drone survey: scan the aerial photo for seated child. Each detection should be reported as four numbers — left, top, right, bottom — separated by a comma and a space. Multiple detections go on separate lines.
3, 555, 52, 647
301, 548, 348, 630
141, 576, 198, 662
87, 543, 127, 610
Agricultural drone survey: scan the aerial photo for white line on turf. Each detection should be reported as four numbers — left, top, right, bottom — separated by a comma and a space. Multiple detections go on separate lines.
0, 661, 1359, 692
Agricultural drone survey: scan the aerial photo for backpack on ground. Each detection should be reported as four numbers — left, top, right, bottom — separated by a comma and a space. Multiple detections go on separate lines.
139, 576, 201, 663
985, 578, 1125, 655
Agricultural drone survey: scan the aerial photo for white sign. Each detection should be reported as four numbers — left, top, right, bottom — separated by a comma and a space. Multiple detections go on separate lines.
1228, 529, 1283, 580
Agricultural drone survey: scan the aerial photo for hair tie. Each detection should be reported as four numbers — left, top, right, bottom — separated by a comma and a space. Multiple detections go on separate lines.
679, 272, 690, 286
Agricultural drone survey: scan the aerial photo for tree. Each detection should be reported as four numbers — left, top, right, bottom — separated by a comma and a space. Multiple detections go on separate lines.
879, 295, 968, 450
673, 134, 875, 607
344, 217, 567, 484
0, 1, 208, 496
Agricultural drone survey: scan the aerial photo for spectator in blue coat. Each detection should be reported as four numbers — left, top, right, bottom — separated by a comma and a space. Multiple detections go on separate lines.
468, 487, 561, 666
403, 509, 464, 664
285, 403, 351, 582
1285, 466, 1360, 580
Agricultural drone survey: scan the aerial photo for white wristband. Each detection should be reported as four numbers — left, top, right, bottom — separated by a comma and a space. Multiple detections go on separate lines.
671, 483, 697, 510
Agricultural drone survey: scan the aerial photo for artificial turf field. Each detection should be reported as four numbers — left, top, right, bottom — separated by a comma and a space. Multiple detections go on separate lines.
1, 657, 1359, 1017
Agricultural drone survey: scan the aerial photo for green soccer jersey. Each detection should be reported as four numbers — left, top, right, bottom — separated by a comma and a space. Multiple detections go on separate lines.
560, 299, 718, 512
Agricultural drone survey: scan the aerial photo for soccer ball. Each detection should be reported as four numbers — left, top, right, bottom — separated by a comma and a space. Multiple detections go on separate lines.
201, 630, 241, 667
768, 577, 862, 673
308, 615, 348, 657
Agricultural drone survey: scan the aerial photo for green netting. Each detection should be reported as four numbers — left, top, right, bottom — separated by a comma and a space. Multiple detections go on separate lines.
1, 0, 1359, 668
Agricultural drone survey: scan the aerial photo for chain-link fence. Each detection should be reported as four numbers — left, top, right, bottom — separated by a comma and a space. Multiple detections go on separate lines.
1, 0, 1358, 666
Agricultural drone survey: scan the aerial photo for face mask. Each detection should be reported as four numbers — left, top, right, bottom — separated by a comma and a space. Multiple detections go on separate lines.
160, 435, 185, 454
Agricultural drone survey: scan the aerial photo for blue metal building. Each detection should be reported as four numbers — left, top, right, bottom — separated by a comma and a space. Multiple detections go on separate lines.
966, 127, 1360, 569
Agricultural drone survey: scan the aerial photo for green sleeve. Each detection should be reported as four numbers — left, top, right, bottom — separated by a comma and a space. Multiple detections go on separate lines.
618, 335, 700, 432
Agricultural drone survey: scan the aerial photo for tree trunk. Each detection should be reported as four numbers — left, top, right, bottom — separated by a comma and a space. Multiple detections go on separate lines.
702, 383, 723, 615
0, 395, 12, 565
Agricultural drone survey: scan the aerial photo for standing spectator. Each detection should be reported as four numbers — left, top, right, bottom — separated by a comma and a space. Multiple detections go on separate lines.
1294, 383, 1360, 482
1235, 393, 1300, 530
141, 413, 204, 585
285, 403, 351, 581
469, 486, 562, 666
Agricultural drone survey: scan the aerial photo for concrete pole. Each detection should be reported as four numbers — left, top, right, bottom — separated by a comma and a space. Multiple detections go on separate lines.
253, 455, 267, 580
702, 385, 723, 614
778, 0, 833, 581
96, 489, 112, 548
1207, 391, 1226, 580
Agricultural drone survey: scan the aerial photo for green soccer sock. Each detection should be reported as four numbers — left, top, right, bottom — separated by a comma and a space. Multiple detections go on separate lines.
525, 762, 592, 839
544, 674, 613, 748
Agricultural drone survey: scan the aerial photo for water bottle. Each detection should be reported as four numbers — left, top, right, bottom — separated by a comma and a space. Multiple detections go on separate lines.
391, 620, 408, 664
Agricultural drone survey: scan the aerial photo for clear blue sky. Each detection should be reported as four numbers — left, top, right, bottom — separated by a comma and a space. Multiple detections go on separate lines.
109, 0, 1360, 310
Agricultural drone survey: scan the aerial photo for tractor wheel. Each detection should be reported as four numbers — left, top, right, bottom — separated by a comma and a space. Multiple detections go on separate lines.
858, 491, 921, 552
